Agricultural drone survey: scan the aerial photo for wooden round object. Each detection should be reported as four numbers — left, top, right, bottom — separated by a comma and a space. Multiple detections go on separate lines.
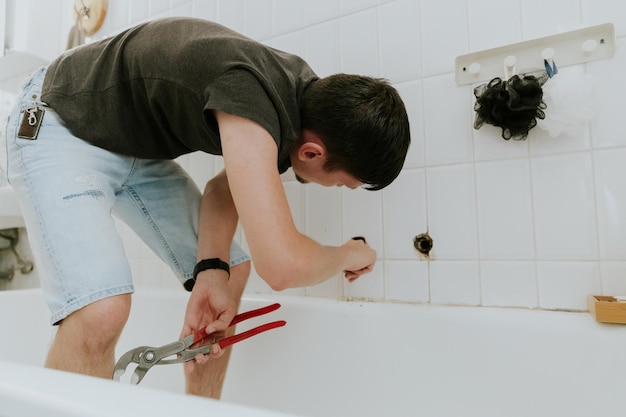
73, 0, 108, 36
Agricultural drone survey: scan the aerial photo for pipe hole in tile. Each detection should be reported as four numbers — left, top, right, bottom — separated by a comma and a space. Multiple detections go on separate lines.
413, 233, 433, 257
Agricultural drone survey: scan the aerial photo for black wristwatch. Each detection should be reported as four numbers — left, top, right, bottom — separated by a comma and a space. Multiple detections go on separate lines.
183, 258, 230, 291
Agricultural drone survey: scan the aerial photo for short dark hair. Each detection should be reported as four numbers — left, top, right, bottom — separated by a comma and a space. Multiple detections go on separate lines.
300, 74, 410, 190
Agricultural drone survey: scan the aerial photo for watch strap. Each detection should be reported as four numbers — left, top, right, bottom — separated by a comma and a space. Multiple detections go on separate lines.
183, 258, 230, 291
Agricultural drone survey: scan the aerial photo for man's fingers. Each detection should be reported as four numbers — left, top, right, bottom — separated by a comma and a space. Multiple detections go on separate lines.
184, 360, 196, 374
205, 309, 235, 335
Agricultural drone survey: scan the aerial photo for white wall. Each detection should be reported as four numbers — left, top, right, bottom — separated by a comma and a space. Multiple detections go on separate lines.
3, 0, 626, 312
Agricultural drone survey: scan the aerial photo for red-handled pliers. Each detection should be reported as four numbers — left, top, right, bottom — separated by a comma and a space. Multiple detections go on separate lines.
113, 303, 285, 384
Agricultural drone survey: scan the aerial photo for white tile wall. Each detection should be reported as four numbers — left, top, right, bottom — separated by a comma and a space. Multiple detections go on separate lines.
304, 0, 339, 26
475, 159, 534, 260
394, 81, 425, 168
382, 168, 427, 259
5, 0, 626, 313
304, 21, 340, 77
378, 0, 420, 81
384, 259, 429, 302
537, 261, 601, 310
426, 164, 478, 260
423, 75, 473, 166
339, 8, 379, 76
430, 260, 480, 305
594, 147, 626, 260
521, 0, 581, 39
601, 262, 626, 296
531, 152, 598, 260
342, 188, 383, 255
468, 0, 522, 52
480, 261, 537, 308
587, 38, 626, 149
419, 0, 467, 76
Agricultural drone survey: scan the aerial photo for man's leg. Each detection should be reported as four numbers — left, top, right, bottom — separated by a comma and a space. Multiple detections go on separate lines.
46, 294, 131, 378
185, 260, 251, 398
5, 66, 137, 379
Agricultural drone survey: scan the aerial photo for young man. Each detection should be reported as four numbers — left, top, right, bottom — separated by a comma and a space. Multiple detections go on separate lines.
5, 17, 410, 398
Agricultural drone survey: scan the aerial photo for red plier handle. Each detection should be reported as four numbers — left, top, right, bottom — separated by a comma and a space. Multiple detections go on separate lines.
190, 302, 285, 349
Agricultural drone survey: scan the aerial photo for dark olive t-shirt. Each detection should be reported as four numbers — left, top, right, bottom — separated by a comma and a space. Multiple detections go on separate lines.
41, 17, 318, 173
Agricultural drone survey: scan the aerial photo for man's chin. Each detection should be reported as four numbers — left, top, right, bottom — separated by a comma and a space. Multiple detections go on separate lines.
295, 174, 309, 184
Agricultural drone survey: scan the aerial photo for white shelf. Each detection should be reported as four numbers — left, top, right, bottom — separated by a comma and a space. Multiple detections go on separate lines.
455, 23, 616, 86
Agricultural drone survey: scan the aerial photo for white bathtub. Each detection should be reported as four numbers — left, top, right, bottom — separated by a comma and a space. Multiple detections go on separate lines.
0, 288, 625, 417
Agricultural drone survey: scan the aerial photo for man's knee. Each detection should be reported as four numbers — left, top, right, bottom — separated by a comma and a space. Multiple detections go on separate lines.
60, 294, 131, 352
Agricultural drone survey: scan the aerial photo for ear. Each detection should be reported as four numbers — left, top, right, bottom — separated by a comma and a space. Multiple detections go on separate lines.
297, 131, 326, 162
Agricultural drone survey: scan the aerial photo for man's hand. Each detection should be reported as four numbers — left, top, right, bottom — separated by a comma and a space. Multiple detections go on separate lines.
342, 237, 376, 282
180, 270, 236, 373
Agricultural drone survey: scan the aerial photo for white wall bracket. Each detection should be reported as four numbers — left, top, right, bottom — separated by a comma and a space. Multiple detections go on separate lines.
455, 23, 616, 86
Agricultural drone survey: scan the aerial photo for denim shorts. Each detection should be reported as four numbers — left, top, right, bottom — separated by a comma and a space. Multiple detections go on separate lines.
4, 67, 250, 324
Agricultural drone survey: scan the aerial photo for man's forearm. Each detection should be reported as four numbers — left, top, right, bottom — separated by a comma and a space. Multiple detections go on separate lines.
196, 169, 239, 263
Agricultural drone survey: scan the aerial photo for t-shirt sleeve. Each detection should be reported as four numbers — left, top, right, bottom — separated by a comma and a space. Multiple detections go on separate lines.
203, 68, 281, 149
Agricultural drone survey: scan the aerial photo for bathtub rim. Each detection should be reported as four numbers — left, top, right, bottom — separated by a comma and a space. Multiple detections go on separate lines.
0, 286, 600, 327
0, 361, 300, 417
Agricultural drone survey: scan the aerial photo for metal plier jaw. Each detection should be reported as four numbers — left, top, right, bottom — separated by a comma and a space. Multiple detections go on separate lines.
112, 303, 285, 385
112, 338, 188, 385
